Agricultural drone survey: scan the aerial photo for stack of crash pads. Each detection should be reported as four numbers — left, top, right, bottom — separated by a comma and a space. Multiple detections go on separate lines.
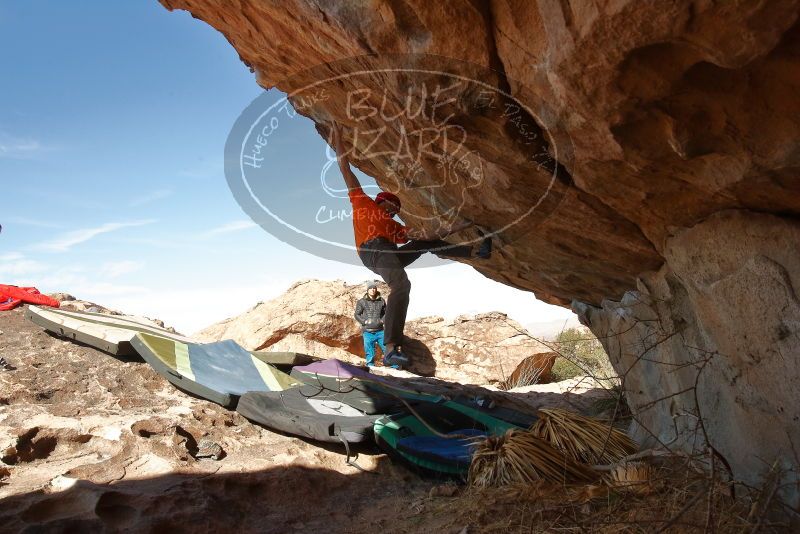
238, 359, 408, 444
26, 306, 540, 478
25, 305, 305, 408
240, 359, 537, 476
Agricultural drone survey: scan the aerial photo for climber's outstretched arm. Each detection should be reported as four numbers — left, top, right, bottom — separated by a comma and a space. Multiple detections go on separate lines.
330, 122, 362, 192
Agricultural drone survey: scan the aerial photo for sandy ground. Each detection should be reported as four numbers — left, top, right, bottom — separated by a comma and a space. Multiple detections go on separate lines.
0, 306, 612, 533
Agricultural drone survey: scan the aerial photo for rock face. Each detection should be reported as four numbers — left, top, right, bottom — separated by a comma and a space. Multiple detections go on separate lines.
160, 0, 800, 507
198, 279, 552, 384
575, 210, 800, 502
403, 313, 554, 383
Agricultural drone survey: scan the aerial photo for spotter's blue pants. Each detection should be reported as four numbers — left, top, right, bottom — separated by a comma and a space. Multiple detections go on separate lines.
362, 330, 386, 366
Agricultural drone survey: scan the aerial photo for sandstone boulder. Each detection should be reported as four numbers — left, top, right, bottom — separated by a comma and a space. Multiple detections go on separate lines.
160, 0, 800, 509
575, 210, 800, 507
198, 279, 552, 384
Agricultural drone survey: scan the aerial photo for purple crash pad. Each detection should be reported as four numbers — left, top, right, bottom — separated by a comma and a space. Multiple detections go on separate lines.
290, 359, 444, 403
292, 358, 375, 380
290, 358, 417, 389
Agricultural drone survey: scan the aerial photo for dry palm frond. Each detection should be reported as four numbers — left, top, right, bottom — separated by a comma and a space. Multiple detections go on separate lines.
530, 408, 636, 464
606, 461, 655, 495
468, 429, 598, 488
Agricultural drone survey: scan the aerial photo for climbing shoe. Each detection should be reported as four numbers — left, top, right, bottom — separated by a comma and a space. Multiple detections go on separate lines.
477, 235, 492, 259
383, 348, 409, 370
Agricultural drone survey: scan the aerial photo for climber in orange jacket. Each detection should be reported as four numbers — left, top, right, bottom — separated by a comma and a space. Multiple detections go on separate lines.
329, 122, 491, 368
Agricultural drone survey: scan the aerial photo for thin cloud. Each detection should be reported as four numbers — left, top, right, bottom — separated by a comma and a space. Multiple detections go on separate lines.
129, 188, 173, 207
113, 235, 204, 251
178, 158, 223, 179
98, 260, 144, 278
0, 136, 42, 159
0, 131, 59, 160
0, 251, 25, 262
34, 220, 156, 253
4, 216, 62, 229
0, 255, 48, 278
200, 220, 258, 238
67, 281, 149, 297
38, 271, 148, 297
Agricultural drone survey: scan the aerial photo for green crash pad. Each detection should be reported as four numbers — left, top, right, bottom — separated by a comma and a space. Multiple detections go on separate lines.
25, 305, 192, 356
373, 400, 520, 477
131, 333, 300, 408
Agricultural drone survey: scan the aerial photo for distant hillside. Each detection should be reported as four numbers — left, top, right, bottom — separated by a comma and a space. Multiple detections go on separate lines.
524, 316, 583, 340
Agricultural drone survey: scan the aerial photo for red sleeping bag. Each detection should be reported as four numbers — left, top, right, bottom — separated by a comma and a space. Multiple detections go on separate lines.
0, 285, 60, 311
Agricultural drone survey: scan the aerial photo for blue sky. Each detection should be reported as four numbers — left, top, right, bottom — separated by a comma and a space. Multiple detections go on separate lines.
0, 1, 574, 333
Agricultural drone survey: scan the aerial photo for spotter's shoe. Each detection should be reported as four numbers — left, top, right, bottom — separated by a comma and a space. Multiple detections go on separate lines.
383, 348, 409, 370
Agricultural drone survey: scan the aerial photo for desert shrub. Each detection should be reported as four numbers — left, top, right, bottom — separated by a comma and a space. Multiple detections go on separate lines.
550, 327, 617, 385
550, 357, 583, 382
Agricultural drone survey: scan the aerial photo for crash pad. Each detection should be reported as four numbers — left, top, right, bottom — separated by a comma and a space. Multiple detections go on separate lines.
290, 358, 374, 382
291, 359, 441, 404
373, 400, 519, 476
449, 395, 539, 428
131, 333, 300, 408
25, 305, 192, 356
396, 429, 486, 468
292, 360, 539, 426
294, 380, 402, 415
237, 387, 382, 443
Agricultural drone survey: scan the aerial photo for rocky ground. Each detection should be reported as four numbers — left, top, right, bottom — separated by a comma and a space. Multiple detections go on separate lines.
0, 305, 608, 533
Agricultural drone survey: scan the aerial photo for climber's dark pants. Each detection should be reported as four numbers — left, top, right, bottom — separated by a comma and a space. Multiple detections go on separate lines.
358, 237, 472, 346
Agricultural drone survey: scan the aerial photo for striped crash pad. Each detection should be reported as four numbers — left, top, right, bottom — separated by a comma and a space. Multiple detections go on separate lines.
25, 305, 192, 356
131, 333, 300, 408
25, 304, 309, 370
